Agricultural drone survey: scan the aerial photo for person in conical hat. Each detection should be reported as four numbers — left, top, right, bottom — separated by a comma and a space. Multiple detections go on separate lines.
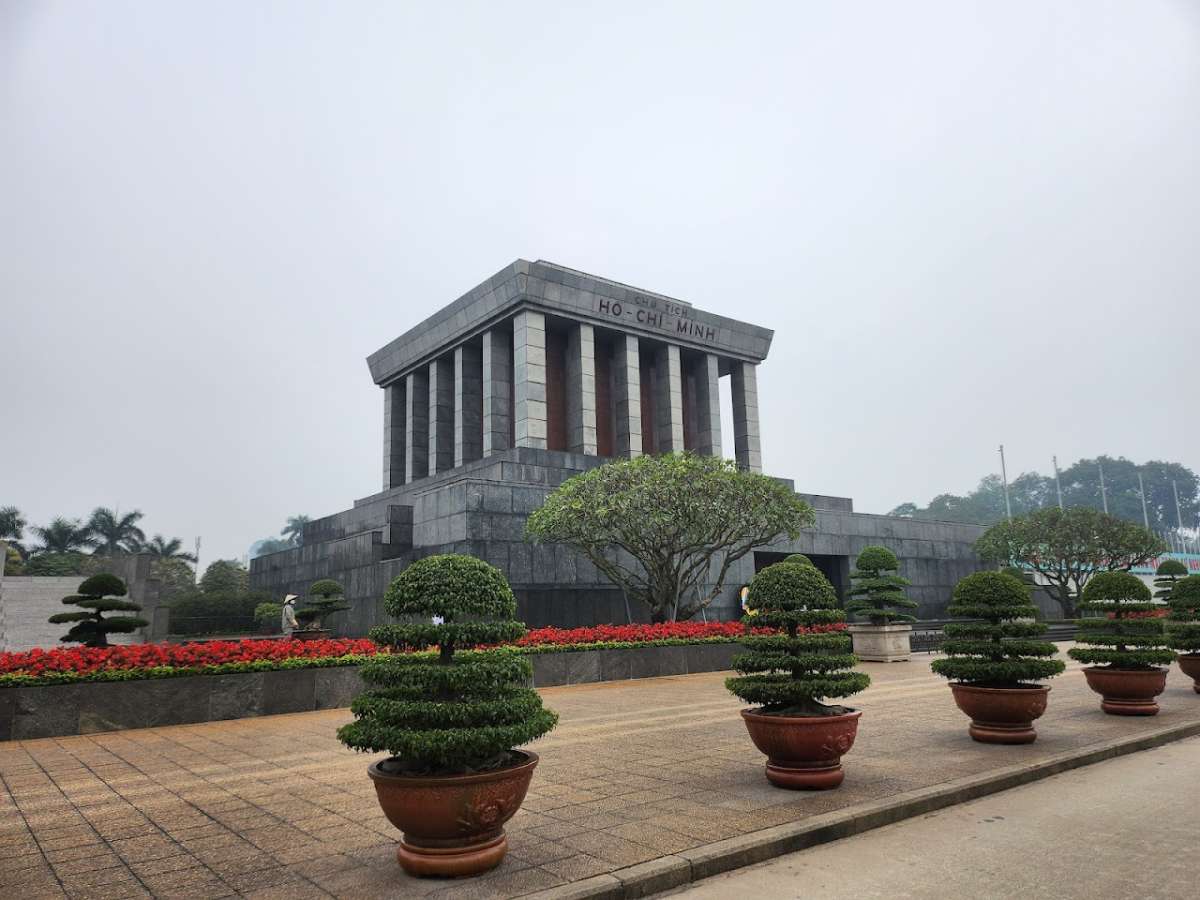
281, 594, 299, 636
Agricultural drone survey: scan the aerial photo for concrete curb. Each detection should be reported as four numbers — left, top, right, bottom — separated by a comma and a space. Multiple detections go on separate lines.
518, 719, 1200, 899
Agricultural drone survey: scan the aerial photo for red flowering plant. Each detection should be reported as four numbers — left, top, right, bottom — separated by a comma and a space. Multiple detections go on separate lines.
1, 621, 847, 687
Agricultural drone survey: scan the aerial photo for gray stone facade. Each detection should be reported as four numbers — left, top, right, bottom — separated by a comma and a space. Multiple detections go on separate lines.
250, 261, 987, 632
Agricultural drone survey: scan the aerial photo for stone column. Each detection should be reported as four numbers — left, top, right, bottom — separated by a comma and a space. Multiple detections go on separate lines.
513, 310, 548, 449
404, 369, 429, 481
382, 381, 407, 489
731, 361, 762, 472
566, 323, 598, 455
455, 343, 483, 467
693, 353, 722, 458
654, 344, 684, 453
482, 329, 512, 457
613, 334, 641, 458
428, 356, 455, 474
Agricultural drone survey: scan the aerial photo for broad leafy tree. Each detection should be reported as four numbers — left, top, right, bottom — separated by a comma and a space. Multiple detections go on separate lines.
48, 574, 148, 647
199, 559, 250, 595
29, 517, 92, 554
86, 507, 146, 555
526, 453, 814, 622
975, 507, 1166, 619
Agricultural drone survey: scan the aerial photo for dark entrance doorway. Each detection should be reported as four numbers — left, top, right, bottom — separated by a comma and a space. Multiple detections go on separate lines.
753, 551, 850, 604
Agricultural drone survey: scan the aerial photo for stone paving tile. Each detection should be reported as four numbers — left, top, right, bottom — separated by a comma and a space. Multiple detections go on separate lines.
2, 649, 1200, 898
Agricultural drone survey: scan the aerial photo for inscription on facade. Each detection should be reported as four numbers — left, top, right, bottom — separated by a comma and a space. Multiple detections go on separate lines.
596, 297, 717, 344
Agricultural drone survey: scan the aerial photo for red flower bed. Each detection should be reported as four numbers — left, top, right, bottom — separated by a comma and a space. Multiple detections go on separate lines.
517, 620, 844, 647
0, 638, 379, 679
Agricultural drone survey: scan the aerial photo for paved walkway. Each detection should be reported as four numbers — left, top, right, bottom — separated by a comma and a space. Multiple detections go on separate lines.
664, 734, 1200, 899
2, 648, 1199, 899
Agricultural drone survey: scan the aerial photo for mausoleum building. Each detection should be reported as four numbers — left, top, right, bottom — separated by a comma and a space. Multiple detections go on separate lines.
250, 260, 986, 632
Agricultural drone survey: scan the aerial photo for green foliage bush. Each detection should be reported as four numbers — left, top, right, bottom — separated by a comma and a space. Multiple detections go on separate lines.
199, 559, 249, 595
1154, 559, 1189, 601
784, 554, 815, 567
255, 602, 282, 629
296, 579, 351, 629
1166, 575, 1200, 656
1068, 571, 1175, 669
931, 572, 1065, 686
337, 555, 557, 774
25, 552, 90, 576
4, 546, 23, 575
48, 574, 147, 647
846, 545, 918, 624
168, 591, 267, 635
725, 562, 869, 716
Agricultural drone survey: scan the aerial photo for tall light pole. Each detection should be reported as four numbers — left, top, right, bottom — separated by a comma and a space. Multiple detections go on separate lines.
1098, 459, 1109, 514
999, 444, 1013, 519
1137, 471, 1151, 530
1053, 455, 1064, 510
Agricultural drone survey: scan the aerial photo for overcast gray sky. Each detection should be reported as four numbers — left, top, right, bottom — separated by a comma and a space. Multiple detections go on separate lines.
3, 1, 1198, 565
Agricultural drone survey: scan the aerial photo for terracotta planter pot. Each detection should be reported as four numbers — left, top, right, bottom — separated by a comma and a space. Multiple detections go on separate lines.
1178, 655, 1200, 694
367, 751, 538, 877
740, 708, 861, 789
1082, 666, 1168, 716
949, 683, 1050, 744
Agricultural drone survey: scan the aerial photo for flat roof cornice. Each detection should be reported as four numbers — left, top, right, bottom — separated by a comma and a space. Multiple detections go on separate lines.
366, 260, 774, 386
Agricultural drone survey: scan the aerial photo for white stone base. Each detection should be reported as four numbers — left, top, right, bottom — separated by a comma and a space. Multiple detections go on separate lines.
848, 623, 912, 662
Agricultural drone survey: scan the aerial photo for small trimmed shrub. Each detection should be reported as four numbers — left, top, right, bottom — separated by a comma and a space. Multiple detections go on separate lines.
726, 561, 869, 716
846, 546, 917, 624
338, 555, 557, 774
1166, 575, 1200, 656
48, 574, 147, 647
931, 572, 1065, 686
1068, 571, 1175, 670
297, 579, 351, 630
255, 602, 282, 630
1153, 559, 1189, 601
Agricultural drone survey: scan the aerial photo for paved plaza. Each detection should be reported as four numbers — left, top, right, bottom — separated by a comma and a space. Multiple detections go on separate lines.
2, 649, 1199, 899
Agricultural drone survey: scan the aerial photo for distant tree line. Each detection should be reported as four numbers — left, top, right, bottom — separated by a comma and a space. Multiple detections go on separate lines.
890, 456, 1198, 532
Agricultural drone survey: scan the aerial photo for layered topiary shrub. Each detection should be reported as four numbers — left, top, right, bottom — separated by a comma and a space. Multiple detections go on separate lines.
48, 574, 147, 647
846, 546, 917, 624
338, 555, 557, 774
1166, 575, 1200, 656
298, 579, 351, 630
1154, 559, 1189, 601
1068, 571, 1175, 669
784, 554, 815, 567
726, 561, 869, 715
932, 572, 1065, 686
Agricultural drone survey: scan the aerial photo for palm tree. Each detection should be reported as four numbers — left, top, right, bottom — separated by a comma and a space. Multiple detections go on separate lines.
282, 515, 311, 547
0, 506, 26, 556
86, 507, 146, 556
30, 518, 92, 554
143, 535, 197, 562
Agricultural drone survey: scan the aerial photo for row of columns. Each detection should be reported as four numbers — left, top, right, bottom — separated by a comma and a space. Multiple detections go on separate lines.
383, 313, 761, 489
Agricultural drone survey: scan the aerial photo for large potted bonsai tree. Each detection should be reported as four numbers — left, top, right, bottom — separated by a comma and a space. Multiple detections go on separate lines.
845, 545, 918, 662
1166, 574, 1200, 693
293, 578, 350, 640
1154, 559, 1189, 601
931, 571, 1065, 743
338, 554, 557, 877
48, 574, 147, 646
726, 560, 869, 789
1069, 570, 1176, 715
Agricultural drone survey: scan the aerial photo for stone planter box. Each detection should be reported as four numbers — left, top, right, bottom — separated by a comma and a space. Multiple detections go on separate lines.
848, 623, 912, 662
0, 642, 746, 741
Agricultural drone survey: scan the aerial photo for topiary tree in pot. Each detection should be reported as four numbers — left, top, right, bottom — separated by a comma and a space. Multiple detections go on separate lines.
845, 545, 918, 663
48, 574, 147, 647
726, 561, 869, 789
293, 579, 350, 639
1068, 570, 1175, 715
931, 571, 1065, 743
1166, 575, 1200, 693
338, 554, 557, 877
1154, 559, 1189, 601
